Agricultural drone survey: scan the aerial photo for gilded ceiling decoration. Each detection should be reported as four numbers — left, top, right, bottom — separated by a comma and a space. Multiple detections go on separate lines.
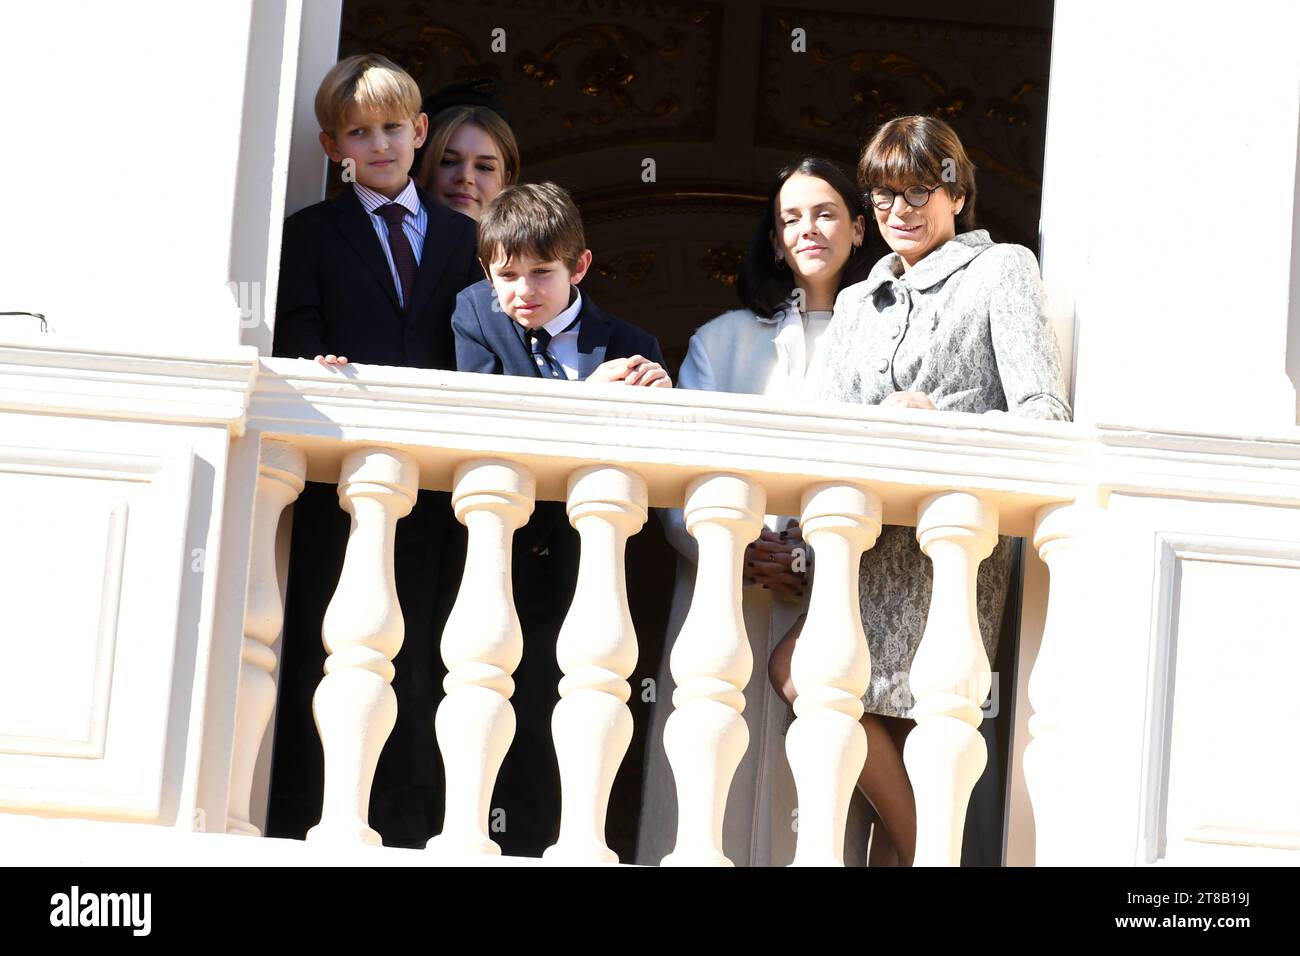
341, 1, 722, 163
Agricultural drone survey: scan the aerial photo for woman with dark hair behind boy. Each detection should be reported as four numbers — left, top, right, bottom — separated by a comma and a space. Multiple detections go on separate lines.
637, 157, 875, 866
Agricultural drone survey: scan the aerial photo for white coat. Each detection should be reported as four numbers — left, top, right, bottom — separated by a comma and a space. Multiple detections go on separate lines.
634, 304, 873, 866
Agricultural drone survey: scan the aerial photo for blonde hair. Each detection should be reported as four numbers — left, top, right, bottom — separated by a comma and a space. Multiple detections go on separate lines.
417, 106, 521, 192
858, 115, 978, 231
315, 53, 422, 136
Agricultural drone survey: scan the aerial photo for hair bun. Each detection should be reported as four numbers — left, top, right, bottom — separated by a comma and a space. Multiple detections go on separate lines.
422, 79, 510, 122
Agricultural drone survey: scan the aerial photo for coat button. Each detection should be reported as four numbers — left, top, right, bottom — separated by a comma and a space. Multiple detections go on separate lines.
877, 359, 889, 374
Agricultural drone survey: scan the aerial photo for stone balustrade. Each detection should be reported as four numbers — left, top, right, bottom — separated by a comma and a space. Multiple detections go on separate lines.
226, 358, 1088, 865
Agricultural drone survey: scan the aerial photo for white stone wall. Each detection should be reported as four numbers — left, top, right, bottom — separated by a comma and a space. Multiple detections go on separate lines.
1, 1, 255, 350
1040, 0, 1300, 434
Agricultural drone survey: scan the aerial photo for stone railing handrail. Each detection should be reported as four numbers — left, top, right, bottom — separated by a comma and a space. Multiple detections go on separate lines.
251, 358, 1089, 534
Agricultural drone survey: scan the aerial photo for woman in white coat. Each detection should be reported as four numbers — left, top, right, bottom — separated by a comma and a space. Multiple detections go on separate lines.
636, 158, 873, 866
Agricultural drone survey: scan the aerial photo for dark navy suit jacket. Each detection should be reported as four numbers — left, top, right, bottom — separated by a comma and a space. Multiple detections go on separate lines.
451, 279, 665, 378
272, 181, 480, 368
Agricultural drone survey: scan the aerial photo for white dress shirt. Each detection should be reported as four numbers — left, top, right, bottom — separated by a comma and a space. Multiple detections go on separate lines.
796, 309, 834, 377
354, 179, 428, 307
679, 303, 834, 399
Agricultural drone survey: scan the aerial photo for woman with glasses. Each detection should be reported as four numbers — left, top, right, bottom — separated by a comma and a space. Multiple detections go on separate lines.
767, 115, 1071, 866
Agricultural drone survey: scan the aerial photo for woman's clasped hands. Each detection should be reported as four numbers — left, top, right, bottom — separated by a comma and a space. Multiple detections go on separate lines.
879, 390, 935, 410
744, 522, 810, 600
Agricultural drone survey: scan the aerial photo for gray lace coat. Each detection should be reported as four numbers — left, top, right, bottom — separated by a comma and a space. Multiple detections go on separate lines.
807, 230, 1071, 717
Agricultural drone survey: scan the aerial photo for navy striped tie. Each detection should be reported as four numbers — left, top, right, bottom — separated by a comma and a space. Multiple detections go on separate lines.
527, 327, 566, 379
526, 314, 580, 379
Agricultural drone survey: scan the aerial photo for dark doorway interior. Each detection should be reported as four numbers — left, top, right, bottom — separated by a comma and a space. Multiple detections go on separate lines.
339, 0, 1053, 372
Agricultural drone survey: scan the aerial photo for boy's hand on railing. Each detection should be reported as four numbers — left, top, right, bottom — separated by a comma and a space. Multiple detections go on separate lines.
589, 355, 672, 387
624, 357, 672, 387
587, 356, 632, 383
314, 354, 350, 368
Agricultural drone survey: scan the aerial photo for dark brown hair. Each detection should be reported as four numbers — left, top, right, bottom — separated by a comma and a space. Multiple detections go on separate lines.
737, 157, 872, 319
858, 115, 977, 232
477, 182, 586, 271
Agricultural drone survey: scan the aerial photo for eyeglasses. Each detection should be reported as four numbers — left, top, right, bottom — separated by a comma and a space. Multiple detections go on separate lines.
868, 184, 945, 211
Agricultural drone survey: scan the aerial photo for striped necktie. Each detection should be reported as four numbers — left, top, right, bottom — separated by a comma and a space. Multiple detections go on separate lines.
377, 203, 418, 309
526, 315, 579, 379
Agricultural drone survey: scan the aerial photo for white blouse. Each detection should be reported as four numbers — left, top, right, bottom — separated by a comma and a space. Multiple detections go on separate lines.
801, 309, 834, 375
678, 302, 834, 402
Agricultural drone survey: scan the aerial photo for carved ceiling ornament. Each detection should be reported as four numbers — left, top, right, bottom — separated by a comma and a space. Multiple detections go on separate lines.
341, 0, 722, 163
588, 249, 658, 287
698, 245, 747, 289
577, 182, 765, 225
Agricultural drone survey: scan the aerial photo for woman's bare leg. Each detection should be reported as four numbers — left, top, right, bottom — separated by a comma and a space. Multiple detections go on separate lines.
867, 818, 899, 867
767, 616, 802, 703
882, 714, 914, 755
768, 618, 916, 866
858, 712, 915, 866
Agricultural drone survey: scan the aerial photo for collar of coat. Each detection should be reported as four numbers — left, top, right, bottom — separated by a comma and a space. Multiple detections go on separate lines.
754, 294, 829, 327
862, 228, 994, 296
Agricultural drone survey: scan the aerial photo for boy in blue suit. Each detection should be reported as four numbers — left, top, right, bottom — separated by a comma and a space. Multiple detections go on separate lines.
451, 182, 670, 856
453, 183, 669, 385
269, 54, 479, 848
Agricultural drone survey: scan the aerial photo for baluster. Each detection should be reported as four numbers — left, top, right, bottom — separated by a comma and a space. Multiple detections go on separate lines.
662, 473, 765, 866
545, 466, 648, 864
427, 460, 534, 858
306, 448, 417, 846
787, 482, 882, 866
906, 491, 998, 866
227, 440, 305, 835
1024, 501, 1091, 865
